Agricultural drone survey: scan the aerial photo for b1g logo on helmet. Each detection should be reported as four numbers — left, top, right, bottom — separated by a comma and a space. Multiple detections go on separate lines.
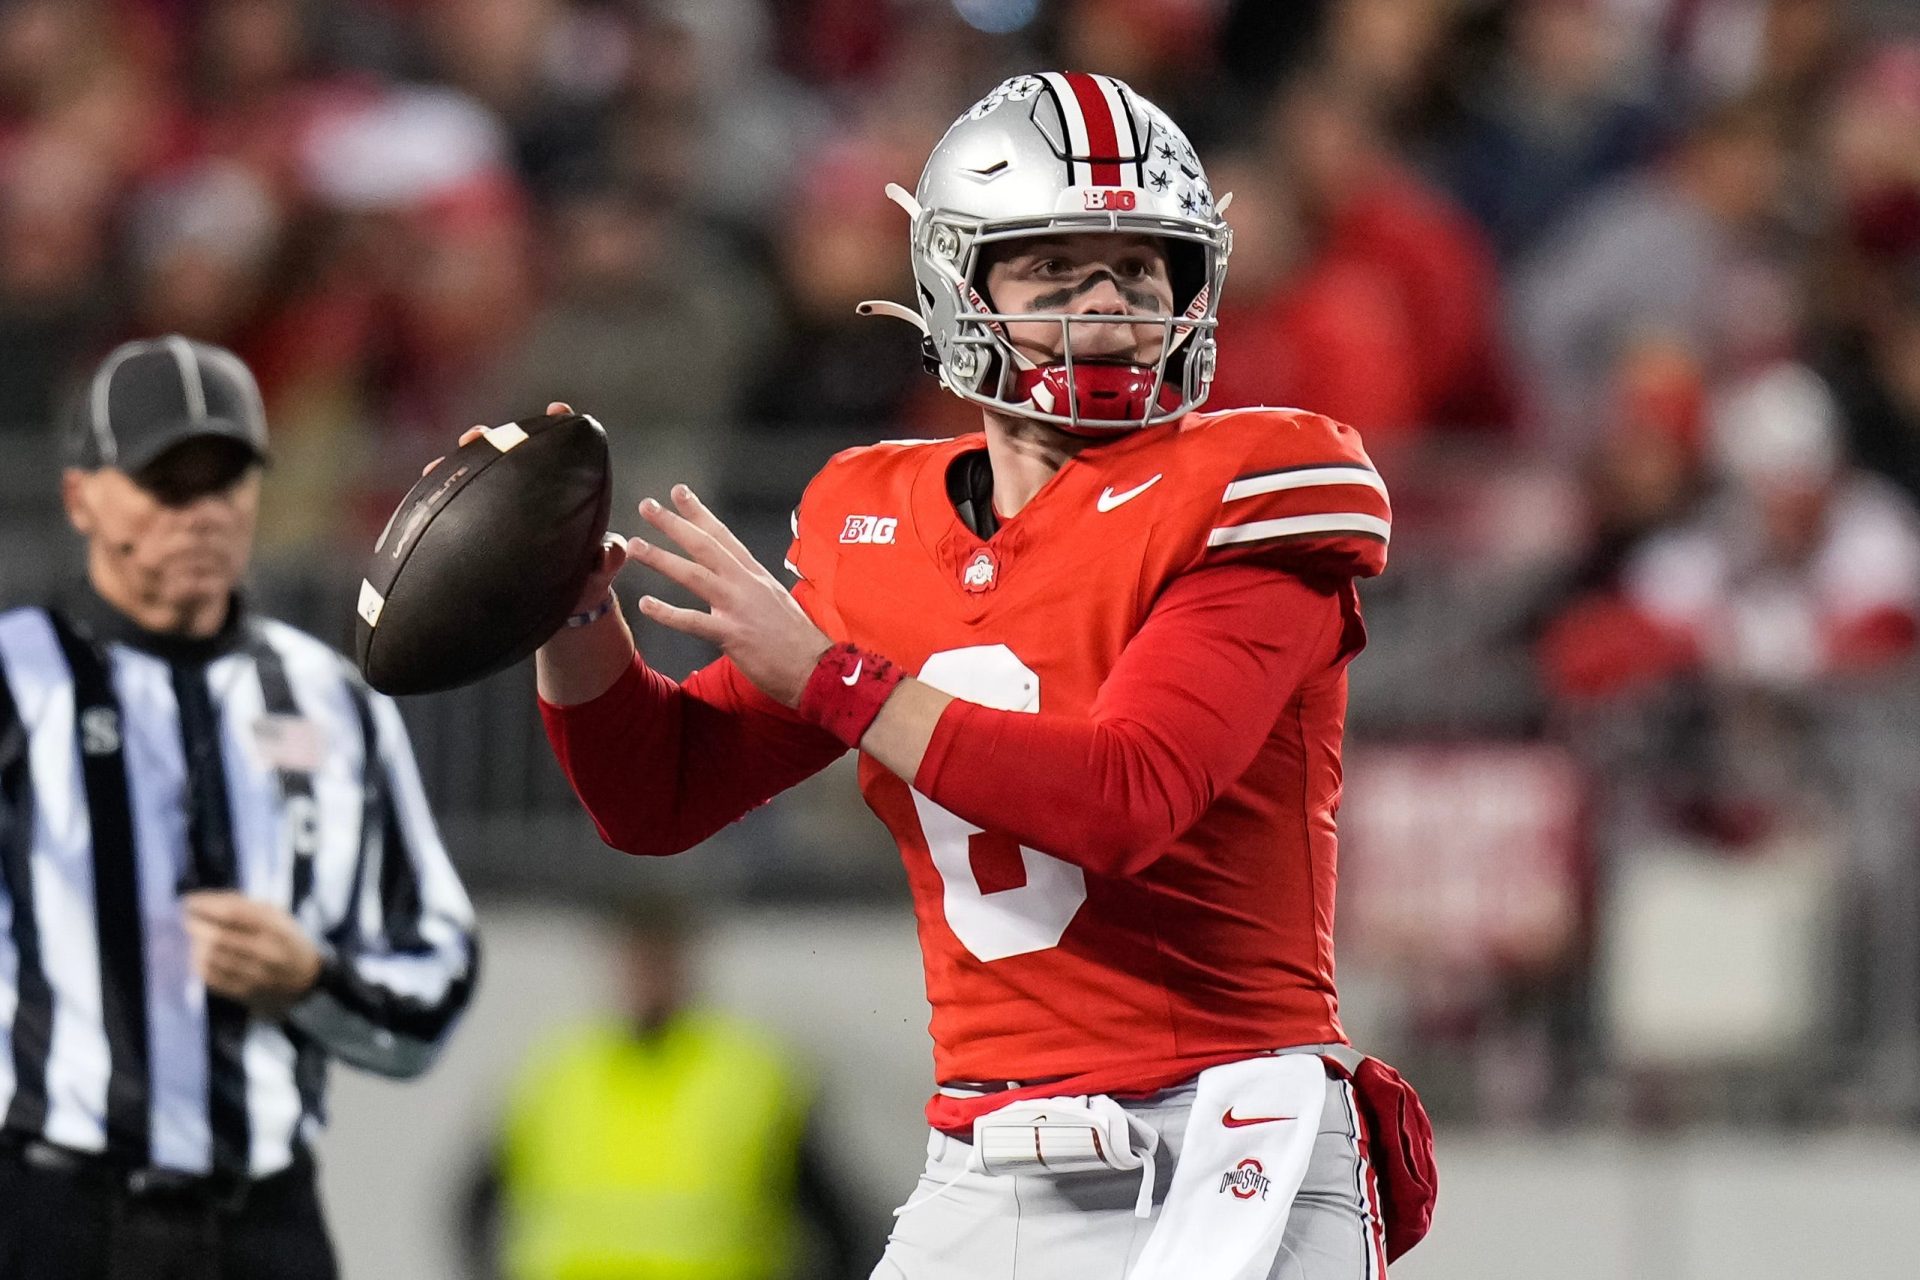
840, 515, 898, 545
1082, 189, 1138, 211
1219, 1158, 1271, 1201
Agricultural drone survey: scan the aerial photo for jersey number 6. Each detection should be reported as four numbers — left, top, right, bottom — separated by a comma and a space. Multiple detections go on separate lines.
909, 645, 1088, 962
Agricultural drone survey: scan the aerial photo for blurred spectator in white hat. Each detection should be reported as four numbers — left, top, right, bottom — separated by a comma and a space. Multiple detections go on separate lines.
1543, 361, 1920, 701
128, 160, 284, 347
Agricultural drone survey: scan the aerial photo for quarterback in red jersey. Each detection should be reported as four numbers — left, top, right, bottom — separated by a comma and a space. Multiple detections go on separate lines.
522, 71, 1433, 1280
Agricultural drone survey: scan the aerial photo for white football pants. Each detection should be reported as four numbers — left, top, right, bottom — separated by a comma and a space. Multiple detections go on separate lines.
871, 1066, 1388, 1280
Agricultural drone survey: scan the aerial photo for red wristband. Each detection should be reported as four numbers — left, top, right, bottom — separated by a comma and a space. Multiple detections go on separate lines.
798, 643, 905, 748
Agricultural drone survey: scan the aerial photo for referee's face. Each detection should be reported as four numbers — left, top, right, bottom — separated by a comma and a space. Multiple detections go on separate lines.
63, 438, 263, 636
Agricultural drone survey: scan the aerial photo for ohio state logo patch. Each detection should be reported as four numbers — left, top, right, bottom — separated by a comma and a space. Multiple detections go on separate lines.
961, 548, 998, 593
1219, 1158, 1270, 1201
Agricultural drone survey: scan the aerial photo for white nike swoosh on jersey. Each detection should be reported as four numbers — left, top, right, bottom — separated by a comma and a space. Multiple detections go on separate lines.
1097, 474, 1164, 512
842, 660, 862, 686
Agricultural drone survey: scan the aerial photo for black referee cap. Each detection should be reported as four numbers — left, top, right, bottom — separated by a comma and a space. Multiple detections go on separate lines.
70, 336, 269, 473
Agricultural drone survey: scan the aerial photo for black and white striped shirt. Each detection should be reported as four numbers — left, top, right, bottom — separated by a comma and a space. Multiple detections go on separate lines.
0, 585, 477, 1180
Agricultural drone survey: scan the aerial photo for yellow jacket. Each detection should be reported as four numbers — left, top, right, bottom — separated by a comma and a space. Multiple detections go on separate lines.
499, 1012, 811, 1280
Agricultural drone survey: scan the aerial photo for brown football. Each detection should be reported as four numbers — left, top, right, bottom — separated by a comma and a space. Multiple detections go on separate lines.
353, 412, 612, 695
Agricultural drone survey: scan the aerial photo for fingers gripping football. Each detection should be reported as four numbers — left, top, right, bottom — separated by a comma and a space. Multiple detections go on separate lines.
629, 485, 831, 706
572, 534, 632, 613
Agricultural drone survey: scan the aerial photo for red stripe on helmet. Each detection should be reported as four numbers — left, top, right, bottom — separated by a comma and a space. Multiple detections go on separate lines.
1063, 72, 1123, 186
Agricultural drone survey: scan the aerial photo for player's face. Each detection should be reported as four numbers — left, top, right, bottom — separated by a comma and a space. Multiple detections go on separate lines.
983, 233, 1176, 367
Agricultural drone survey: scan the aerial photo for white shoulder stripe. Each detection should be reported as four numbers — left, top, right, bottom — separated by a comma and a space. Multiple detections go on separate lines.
1208, 513, 1391, 547
1224, 466, 1386, 502
783, 559, 804, 581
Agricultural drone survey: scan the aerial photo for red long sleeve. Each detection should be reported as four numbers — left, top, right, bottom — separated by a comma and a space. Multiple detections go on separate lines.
539, 655, 845, 856
912, 562, 1350, 876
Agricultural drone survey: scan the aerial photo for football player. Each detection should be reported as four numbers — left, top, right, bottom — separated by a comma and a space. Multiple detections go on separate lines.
521, 73, 1434, 1279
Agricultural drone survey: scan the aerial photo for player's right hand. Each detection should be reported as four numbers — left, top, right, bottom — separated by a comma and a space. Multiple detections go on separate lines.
421, 401, 626, 615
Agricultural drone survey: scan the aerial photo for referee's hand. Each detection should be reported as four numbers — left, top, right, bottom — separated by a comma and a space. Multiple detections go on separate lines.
183, 891, 324, 1018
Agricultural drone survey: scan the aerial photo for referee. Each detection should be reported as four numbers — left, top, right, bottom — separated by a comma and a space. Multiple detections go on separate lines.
0, 337, 479, 1278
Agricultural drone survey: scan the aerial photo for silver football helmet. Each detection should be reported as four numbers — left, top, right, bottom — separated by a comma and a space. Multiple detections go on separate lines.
860, 72, 1231, 434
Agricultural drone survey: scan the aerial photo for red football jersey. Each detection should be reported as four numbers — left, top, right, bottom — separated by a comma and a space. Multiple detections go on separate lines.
783, 406, 1391, 1128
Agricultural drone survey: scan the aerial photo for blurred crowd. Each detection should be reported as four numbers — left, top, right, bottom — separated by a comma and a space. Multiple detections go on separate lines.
4, 0, 1920, 1128
5, 0, 1920, 559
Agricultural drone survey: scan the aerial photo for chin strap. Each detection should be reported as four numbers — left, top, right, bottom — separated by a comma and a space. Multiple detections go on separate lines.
864, 184, 936, 351
853, 299, 928, 333
884, 182, 922, 218
857, 299, 944, 378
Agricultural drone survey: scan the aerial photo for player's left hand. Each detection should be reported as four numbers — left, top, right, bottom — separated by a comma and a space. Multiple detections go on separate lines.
629, 485, 833, 707
183, 891, 324, 1017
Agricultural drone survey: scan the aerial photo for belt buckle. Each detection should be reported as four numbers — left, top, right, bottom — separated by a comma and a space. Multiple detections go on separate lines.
125, 1167, 249, 1214
125, 1167, 197, 1199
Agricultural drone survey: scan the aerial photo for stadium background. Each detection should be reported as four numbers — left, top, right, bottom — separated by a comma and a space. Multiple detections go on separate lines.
3, 0, 1919, 1275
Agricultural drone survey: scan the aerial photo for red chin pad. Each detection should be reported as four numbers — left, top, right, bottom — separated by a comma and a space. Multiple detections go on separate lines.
1014, 363, 1181, 428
